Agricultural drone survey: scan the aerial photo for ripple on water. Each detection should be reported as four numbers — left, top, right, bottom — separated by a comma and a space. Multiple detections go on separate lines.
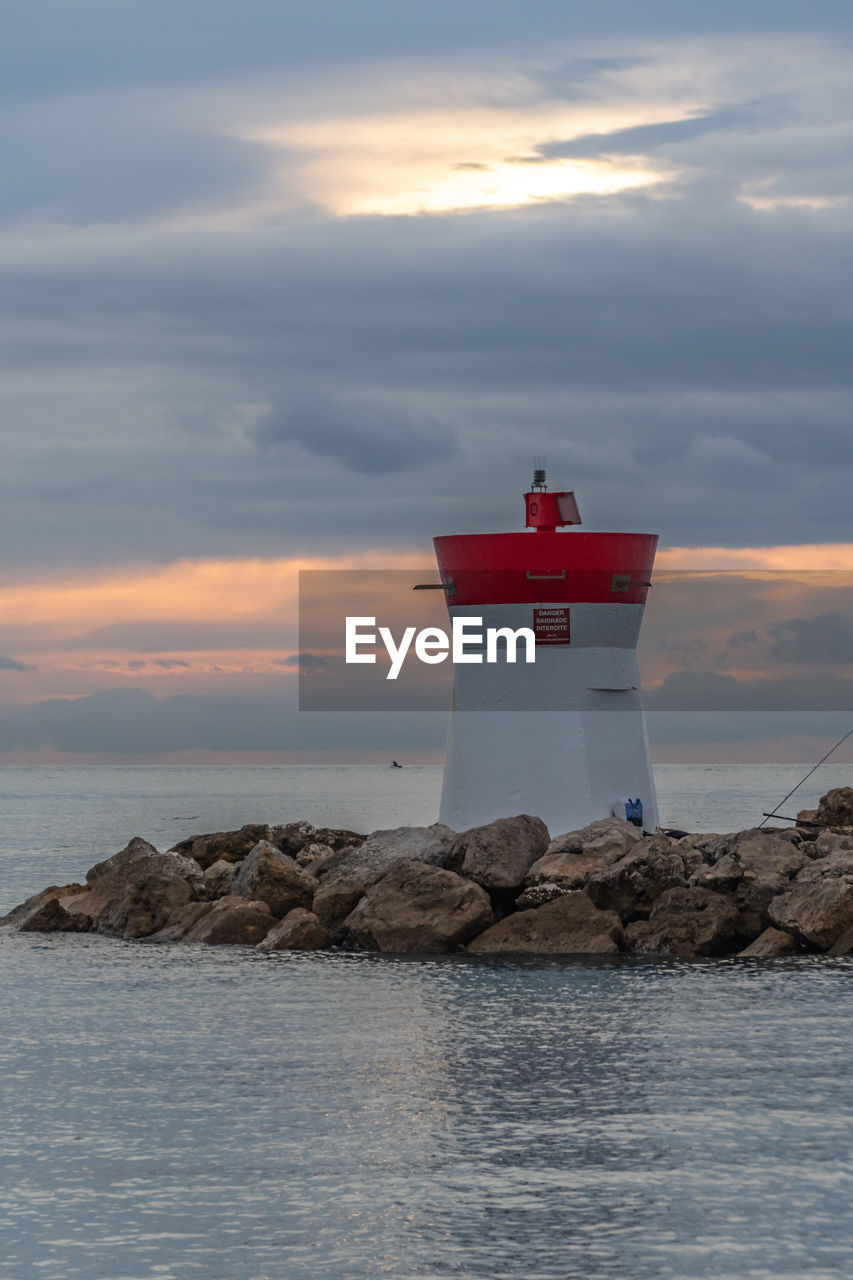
2, 935, 853, 1279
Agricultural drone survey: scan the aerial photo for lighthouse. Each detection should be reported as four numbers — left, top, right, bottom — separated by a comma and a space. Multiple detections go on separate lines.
432, 471, 659, 835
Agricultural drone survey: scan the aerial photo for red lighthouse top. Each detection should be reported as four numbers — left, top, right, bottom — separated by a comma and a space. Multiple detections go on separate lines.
524, 468, 581, 531
432, 470, 658, 607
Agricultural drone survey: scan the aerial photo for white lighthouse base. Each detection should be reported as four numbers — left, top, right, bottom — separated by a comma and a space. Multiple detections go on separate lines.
439, 704, 659, 837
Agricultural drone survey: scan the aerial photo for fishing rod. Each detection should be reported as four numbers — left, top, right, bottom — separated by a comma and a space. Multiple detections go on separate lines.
759, 726, 853, 828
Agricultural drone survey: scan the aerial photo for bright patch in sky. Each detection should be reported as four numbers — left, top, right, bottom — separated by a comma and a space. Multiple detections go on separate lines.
239, 94, 682, 216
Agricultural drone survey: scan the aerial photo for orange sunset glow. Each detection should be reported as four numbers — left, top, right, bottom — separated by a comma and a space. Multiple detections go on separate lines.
1, 543, 851, 715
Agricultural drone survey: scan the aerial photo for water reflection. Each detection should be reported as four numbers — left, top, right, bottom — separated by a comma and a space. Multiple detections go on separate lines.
3, 936, 853, 1280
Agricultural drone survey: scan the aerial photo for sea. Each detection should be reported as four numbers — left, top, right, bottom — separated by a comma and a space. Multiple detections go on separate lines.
2, 762, 853, 1280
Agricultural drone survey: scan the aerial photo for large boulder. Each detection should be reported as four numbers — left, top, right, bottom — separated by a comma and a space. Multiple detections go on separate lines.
312, 824, 456, 928
523, 822, 638, 893
231, 841, 317, 918
256, 908, 329, 951
337, 860, 494, 954
467, 891, 622, 955
624, 886, 739, 958
65, 838, 203, 939
546, 817, 643, 860
182, 895, 276, 945
814, 787, 853, 829
690, 829, 808, 938
444, 815, 549, 893
170, 824, 271, 870
586, 835, 695, 922
1, 883, 87, 931
769, 854, 853, 950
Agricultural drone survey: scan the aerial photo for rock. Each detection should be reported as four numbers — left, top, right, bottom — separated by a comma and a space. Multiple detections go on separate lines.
1, 883, 86, 930
814, 828, 853, 857
20, 896, 92, 933
231, 841, 317, 918
790, 848, 853, 884
148, 901, 214, 942
524, 835, 629, 893
814, 787, 853, 829
769, 870, 853, 951
515, 883, 572, 909
183, 895, 276, 945
828, 926, 853, 957
689, 829, 808, 938
546, 817, 643, 860
467, 891, 622, 955
313, 827, 365, 852
312, 824, 456, 928
586, 835, 691, 921
338, 860, 494, 954
255, 908, 329, 951
169, 824, 271, 870
65, 838, 204, 939
202, 859, 234, 898
796, 808, 820, 829
677, 833, 734, 864
739, 927, 799, 958
295, 841, 335, 868
266, 820, 316, 856
524, 849, 609, 891
444, 815, 549, 893
624, 886, 739, 958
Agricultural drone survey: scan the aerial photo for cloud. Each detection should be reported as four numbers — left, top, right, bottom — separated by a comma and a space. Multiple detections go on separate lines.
538, 101, 779, 159
767, 610, 853, 664
0, 656, 35, 671
277, 653, 330, 671
0, 30, 851, 579
645, 669, 853, 710
127, 658, 191, 669
253, 391, 460, 474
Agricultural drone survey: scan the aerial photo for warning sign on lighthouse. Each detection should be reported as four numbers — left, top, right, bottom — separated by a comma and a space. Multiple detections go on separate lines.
533, 607, 570, 645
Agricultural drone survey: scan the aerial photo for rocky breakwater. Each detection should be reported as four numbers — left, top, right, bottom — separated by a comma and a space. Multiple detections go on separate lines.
5, 789, 853, 960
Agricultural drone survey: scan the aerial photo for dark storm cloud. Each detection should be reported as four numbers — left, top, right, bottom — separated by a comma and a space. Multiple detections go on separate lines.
254, 391, 460, 474
767, 611, 853, 664
5, 1, 848, 103
1, 10, 852, 578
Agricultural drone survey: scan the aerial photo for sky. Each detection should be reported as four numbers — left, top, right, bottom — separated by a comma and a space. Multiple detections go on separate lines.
1, 0, 852, 762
